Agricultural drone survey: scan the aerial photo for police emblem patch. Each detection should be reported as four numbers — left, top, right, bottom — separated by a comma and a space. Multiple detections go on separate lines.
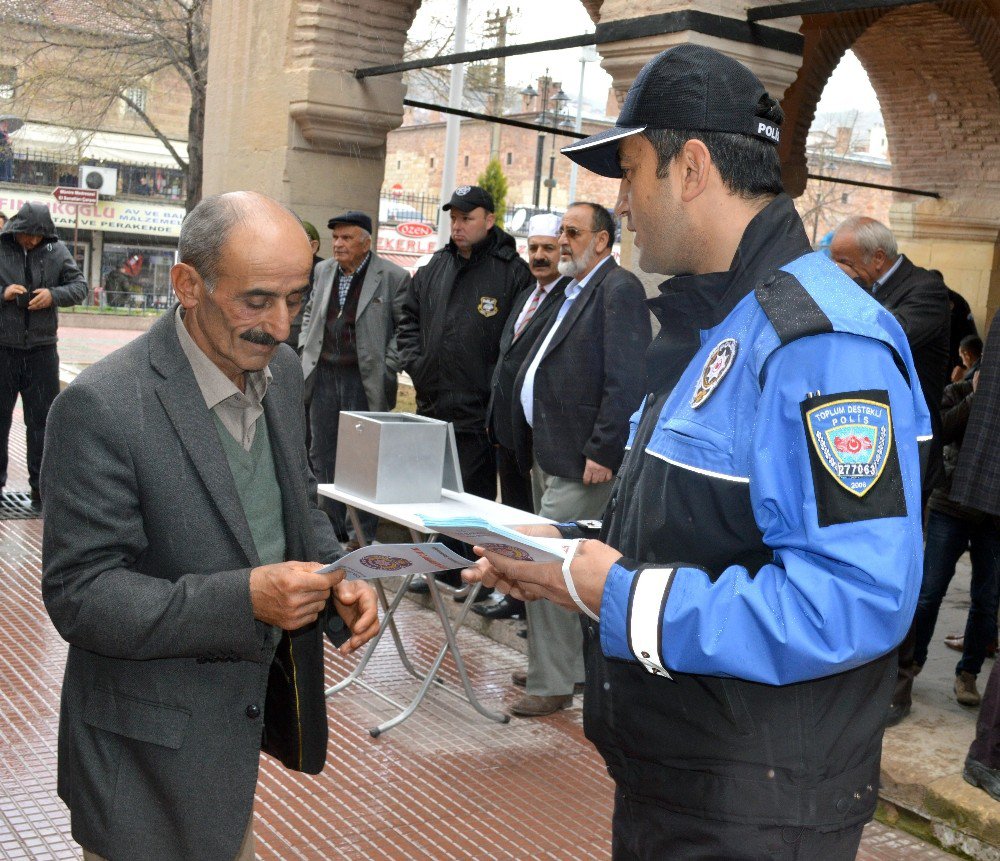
691, 338, 738, 408
478, 296, 499, 317
805, 398, 893, 497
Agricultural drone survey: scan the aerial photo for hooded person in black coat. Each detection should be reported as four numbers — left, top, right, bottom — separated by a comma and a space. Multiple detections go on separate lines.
0, 201, 88, 503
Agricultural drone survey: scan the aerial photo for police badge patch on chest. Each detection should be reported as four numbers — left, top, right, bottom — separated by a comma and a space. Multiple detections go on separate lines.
691, 338, 738, 408
800, 389, 907, 527
478, 296, 499, 317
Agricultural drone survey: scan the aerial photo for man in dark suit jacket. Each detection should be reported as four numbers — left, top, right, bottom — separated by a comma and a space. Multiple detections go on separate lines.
508, 202, 651, 717
831, 215, 950, 725
488, 213, 570, 512
40, 192, 379, 861
480, 213, 569, 620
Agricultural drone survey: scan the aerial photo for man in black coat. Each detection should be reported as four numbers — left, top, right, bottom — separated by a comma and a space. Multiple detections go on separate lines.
831, 215, 951, 725
0, 201, 88, 505
508, 202, 651, 716
397, 185, 532, 500
954, 311, 1000, 801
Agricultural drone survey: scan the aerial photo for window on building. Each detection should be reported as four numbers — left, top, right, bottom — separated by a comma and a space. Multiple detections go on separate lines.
841, 192, 850, 204
0, 66, 15, 99
121, 86, 149, 117
464, 155, 469, 167
506, 152, 512, 166
397, 160, 401, 169
430, 157, 435, 168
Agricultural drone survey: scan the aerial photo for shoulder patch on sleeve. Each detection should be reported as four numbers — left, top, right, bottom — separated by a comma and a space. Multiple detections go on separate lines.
756, 270, 834, 345
801, 389, 907, 527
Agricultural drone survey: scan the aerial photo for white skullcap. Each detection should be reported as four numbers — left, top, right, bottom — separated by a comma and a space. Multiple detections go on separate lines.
527, 212, 561, 238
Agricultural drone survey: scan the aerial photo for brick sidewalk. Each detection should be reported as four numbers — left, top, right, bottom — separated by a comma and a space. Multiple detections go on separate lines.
0, 320, 966, 859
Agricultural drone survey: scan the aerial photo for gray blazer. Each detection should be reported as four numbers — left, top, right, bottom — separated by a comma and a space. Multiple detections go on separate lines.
40, 311, 341, 861
299, 251, 410, 411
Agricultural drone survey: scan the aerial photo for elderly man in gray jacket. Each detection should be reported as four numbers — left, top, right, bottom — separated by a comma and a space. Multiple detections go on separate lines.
41, 192, 379, 861
300, 210, 409, 547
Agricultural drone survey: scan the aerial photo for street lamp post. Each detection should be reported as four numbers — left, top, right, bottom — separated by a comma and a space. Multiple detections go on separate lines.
545, 93, 571, 209
523, 74, 569, 210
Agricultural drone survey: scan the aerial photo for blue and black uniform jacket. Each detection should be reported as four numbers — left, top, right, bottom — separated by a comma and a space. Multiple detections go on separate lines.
573, 195, 930, 830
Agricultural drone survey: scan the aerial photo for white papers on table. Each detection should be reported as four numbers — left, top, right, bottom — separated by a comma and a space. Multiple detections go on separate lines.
416, 515, 574, 563
315, 543, 473, 581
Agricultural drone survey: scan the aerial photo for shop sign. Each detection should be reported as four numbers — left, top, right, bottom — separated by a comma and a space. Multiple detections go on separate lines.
0, 189, 186, 237
377, 222, 438, 256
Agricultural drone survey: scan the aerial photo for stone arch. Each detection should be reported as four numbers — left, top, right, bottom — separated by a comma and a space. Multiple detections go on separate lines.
782, 0, 1000, 207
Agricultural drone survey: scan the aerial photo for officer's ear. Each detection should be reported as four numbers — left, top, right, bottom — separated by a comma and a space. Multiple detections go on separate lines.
678, 139, 712, 203
485, 211, 496, 230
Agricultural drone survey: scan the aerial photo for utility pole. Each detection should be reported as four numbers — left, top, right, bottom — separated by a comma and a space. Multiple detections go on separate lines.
437, 0, 469, 248
483, 7, 513, 162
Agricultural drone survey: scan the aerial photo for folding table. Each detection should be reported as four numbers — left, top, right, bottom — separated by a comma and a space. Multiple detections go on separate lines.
317, 483, 552, 737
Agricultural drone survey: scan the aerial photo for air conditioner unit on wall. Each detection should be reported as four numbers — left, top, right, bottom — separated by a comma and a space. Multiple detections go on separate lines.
79, 166, 118, 197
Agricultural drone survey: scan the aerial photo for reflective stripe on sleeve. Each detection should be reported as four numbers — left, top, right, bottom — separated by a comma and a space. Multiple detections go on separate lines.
627, 568, 674, 679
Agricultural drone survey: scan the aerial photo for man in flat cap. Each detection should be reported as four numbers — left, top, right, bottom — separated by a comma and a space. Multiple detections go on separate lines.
300, 210, 410, 548
466, 45, 928, 858
398, 185, 532, 506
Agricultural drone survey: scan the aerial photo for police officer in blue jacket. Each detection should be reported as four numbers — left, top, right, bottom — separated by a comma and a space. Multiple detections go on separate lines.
464, 46, 930, 860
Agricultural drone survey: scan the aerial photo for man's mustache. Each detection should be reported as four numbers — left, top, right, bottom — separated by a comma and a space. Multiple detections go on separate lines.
531, 259, 551, 268
240, 328, 279, 347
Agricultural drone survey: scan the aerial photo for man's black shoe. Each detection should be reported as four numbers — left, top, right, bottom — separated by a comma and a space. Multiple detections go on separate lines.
963, 756, 1000, 802
472, 597, 525, 620
885, 702, 911, 728
407, 578, 430, 594
29, 488, 42, 509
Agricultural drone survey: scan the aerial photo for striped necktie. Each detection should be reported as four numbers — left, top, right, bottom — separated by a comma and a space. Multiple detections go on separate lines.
514, 286, 545, 339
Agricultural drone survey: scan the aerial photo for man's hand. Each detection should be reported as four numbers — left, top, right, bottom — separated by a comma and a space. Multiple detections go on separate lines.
463, 539, 622, 617
331, 580, 380, 654
3, 283, 26, 302
249, 561, 343, 630
27, 288, 53, 310
583, 458, 612, 485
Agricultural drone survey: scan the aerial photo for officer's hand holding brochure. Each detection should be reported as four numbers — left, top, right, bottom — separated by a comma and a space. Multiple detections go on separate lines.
315, 543, 473, 580
416, 515, 574, 563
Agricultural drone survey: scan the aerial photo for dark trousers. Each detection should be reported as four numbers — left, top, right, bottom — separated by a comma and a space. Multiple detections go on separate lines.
454, 428, 496, 501
0, 344, 60, 493
914, 509, 1000, 676
496, 443, 533, 512
308, 361, 378, 543
611, 788, 865, 861
970, 656, 1000, 770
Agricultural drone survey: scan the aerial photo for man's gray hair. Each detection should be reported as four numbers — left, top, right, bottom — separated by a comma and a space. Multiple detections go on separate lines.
178, 194, 254, 290
835, 216, 898, 263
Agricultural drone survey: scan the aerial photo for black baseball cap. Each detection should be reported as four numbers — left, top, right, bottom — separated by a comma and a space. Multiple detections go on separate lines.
562, 44, 782, 178
442, 185, 495, 213
328, 211, 373, 234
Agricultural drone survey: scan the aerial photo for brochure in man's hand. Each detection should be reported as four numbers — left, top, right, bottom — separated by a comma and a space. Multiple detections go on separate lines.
315, 543, 473, 581
417, 516, 573, 563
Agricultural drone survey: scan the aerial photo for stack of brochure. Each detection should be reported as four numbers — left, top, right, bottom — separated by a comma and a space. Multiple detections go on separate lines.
417, 515, 572, 563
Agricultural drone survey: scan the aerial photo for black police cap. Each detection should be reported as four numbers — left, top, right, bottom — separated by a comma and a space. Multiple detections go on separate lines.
442, 185, 495, 213
562, 44, 782, 178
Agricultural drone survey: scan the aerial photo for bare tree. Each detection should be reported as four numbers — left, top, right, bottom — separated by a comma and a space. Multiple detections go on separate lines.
0, 0, 208, 211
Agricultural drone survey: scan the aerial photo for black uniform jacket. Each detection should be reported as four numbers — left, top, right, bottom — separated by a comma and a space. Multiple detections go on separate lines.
585, 195, 898, 830
396, 227, 532, 430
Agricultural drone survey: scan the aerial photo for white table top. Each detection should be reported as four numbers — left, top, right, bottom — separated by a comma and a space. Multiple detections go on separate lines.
317, 485, 553, 533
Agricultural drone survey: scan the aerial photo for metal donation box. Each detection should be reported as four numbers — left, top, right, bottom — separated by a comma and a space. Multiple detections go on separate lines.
333, 412, 463, 503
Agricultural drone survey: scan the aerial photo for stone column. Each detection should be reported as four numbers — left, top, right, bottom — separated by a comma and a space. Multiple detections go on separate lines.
891, 201, 1000, 330
202, 0, 420, 253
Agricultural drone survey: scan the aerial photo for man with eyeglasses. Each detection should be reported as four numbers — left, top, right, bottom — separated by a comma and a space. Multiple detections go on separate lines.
465, 46, 928, 857
505, 201, 650, 717
40, 192, 379, 861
